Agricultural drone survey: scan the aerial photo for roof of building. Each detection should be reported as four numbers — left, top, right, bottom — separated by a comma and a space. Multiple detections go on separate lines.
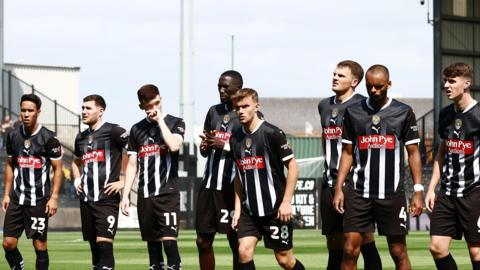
5, 62, 80, 71
260, 97, 433, 136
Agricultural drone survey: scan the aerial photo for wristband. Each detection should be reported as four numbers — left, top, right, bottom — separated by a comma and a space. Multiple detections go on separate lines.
413, 184, 424, 192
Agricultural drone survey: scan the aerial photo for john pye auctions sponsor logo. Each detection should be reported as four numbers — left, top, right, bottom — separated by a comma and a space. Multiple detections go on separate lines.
237, 156, 265, 171
358, 135, 396, 150
82, 150, 105, 164
322, 126, 342, 140
17, 156, 42, 169
446, 139, 474, 155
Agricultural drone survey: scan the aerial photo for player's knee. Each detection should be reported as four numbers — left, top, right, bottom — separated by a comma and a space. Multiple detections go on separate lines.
389, 244, 408, 259
2, 238, 17, 251
343, 242, 361, 259
429, 241, 448, 258
33, 240, 47, 251
196, 235, 213, 251
275, 253, 295, 269
238, 244, 254, 262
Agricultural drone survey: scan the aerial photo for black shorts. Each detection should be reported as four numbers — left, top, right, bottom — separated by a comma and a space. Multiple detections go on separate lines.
343, 185, 407, 236
237, 210, 293, 251
80, 198, 119, 241
4, 199, 49, 241
320, 182, 343, 235
195, 187, 234, 234
137, 193, 180, 241
430, 188, 480, 242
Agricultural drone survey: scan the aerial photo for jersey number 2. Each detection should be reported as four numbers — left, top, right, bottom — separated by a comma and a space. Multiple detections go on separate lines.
31, 217, 46, 231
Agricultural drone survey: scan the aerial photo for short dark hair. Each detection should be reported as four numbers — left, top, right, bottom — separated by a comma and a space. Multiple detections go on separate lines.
337, 60, 364, 84
443, 62, 474, 82
21, 94, 42, 110
83, 94, 106, 109
137, 84, 160, 104
221, 70, 243, 88
366, 64, 390, 80
231, 88, 259, 104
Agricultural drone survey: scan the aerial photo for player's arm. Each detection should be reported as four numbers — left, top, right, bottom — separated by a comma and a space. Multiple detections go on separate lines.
71, 158, 83, 195
2, 157, 14, 212
231, 173, 242, 230
278, 157, 298, 224
406, 143, 424, 217
332, 143, 353, 214
47, 159, 63, 217
425, 140, 445, 212
105, 127, 129, 195
156, 116, 184, 152
199, 110, 213, 157
120, 154, 138, 216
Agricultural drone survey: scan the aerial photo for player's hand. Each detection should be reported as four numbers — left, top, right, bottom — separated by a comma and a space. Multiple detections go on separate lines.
2, 195, 10, 212
147, 108, 163, 123
203, 130, 225, 150
425, 189, 436, 212
231, 210, 240, 231
199, 133, 209, 152
74, 177, 83, 196
333, 188, 344, 214
46, 197, 58, 217
104, 181, 124, 195
410, 191, 424, 217
120, 197, 130, 216
277, 201, 292, 224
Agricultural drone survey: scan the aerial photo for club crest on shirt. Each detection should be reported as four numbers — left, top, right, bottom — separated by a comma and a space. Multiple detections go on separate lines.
149, 127, 157, 138
24, 139, 31, 149
454, 119, 462, 130
372, 115, 381, 126
331, 108, 338, 118
245, 138, 252, 149
223, 114, 230, 124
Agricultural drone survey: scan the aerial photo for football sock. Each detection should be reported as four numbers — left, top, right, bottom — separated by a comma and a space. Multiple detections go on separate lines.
292, 258, 305, 270
227, 233, 240, 270
434, 253, 458, 270
327, 249, 343, 270
89, 240, 100, 269
361, 241, 383, 270
35, 249, 49, 270
238, 260, 255, 270
148, 241, 165, 270
163, 240, 181, 270
5, 248, 24, 270
96, 241, 115, 270
472, 260, 480, 270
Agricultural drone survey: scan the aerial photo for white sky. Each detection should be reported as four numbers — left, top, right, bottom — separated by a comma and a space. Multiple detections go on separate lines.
5, 0, 433, 129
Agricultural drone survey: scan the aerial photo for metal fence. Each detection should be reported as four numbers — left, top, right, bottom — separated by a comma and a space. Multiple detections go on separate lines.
0, 69, 81, 153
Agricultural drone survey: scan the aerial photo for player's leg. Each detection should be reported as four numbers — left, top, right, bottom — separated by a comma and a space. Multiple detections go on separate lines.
32, 240, 48, 270
238, 236, 257, 269
321, 183, 343, 270
80, 202, 100, 269
467, 242, 480, 270
93, 200, 119, 270
3, 201, 25, 269
342, 232, 363, 270
464, 189, 480, 270
195, 188, 216, 269
360, 233, 382, 270
27, 199, 50, 270
227, 231, 240, 270
138, 197, 165, 270
196, 233, 215, 270
385, 235, 411, 270
429, 190, 461, 270
273, 249, 305, 270
158, 195, 181, 270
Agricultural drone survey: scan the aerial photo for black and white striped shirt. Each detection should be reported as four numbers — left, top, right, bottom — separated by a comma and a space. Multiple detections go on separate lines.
202, 104, 238, 191
6, 125, 63, 206
230, 121, 294, 217
127, 115, 185, 198
439, 101, 480, 197
74, 122, 128, 202
342, 98, 420, 199
318, 93, 364, 187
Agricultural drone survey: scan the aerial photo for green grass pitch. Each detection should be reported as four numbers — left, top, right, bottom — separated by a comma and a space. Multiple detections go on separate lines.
0, 230, 473, 269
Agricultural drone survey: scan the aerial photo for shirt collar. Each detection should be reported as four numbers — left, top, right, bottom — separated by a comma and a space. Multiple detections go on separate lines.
366, 97, 392, 111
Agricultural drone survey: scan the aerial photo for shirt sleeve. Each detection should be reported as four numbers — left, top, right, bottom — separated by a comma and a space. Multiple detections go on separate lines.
74, 134, 82, 159
402, 109, 420, 145
127, 127, 138, 155
173, 119, 186, 138
341, 109, 354, 144
46, 136, 63, 160
111, 126, 129, 150
271, 128, 294, 162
